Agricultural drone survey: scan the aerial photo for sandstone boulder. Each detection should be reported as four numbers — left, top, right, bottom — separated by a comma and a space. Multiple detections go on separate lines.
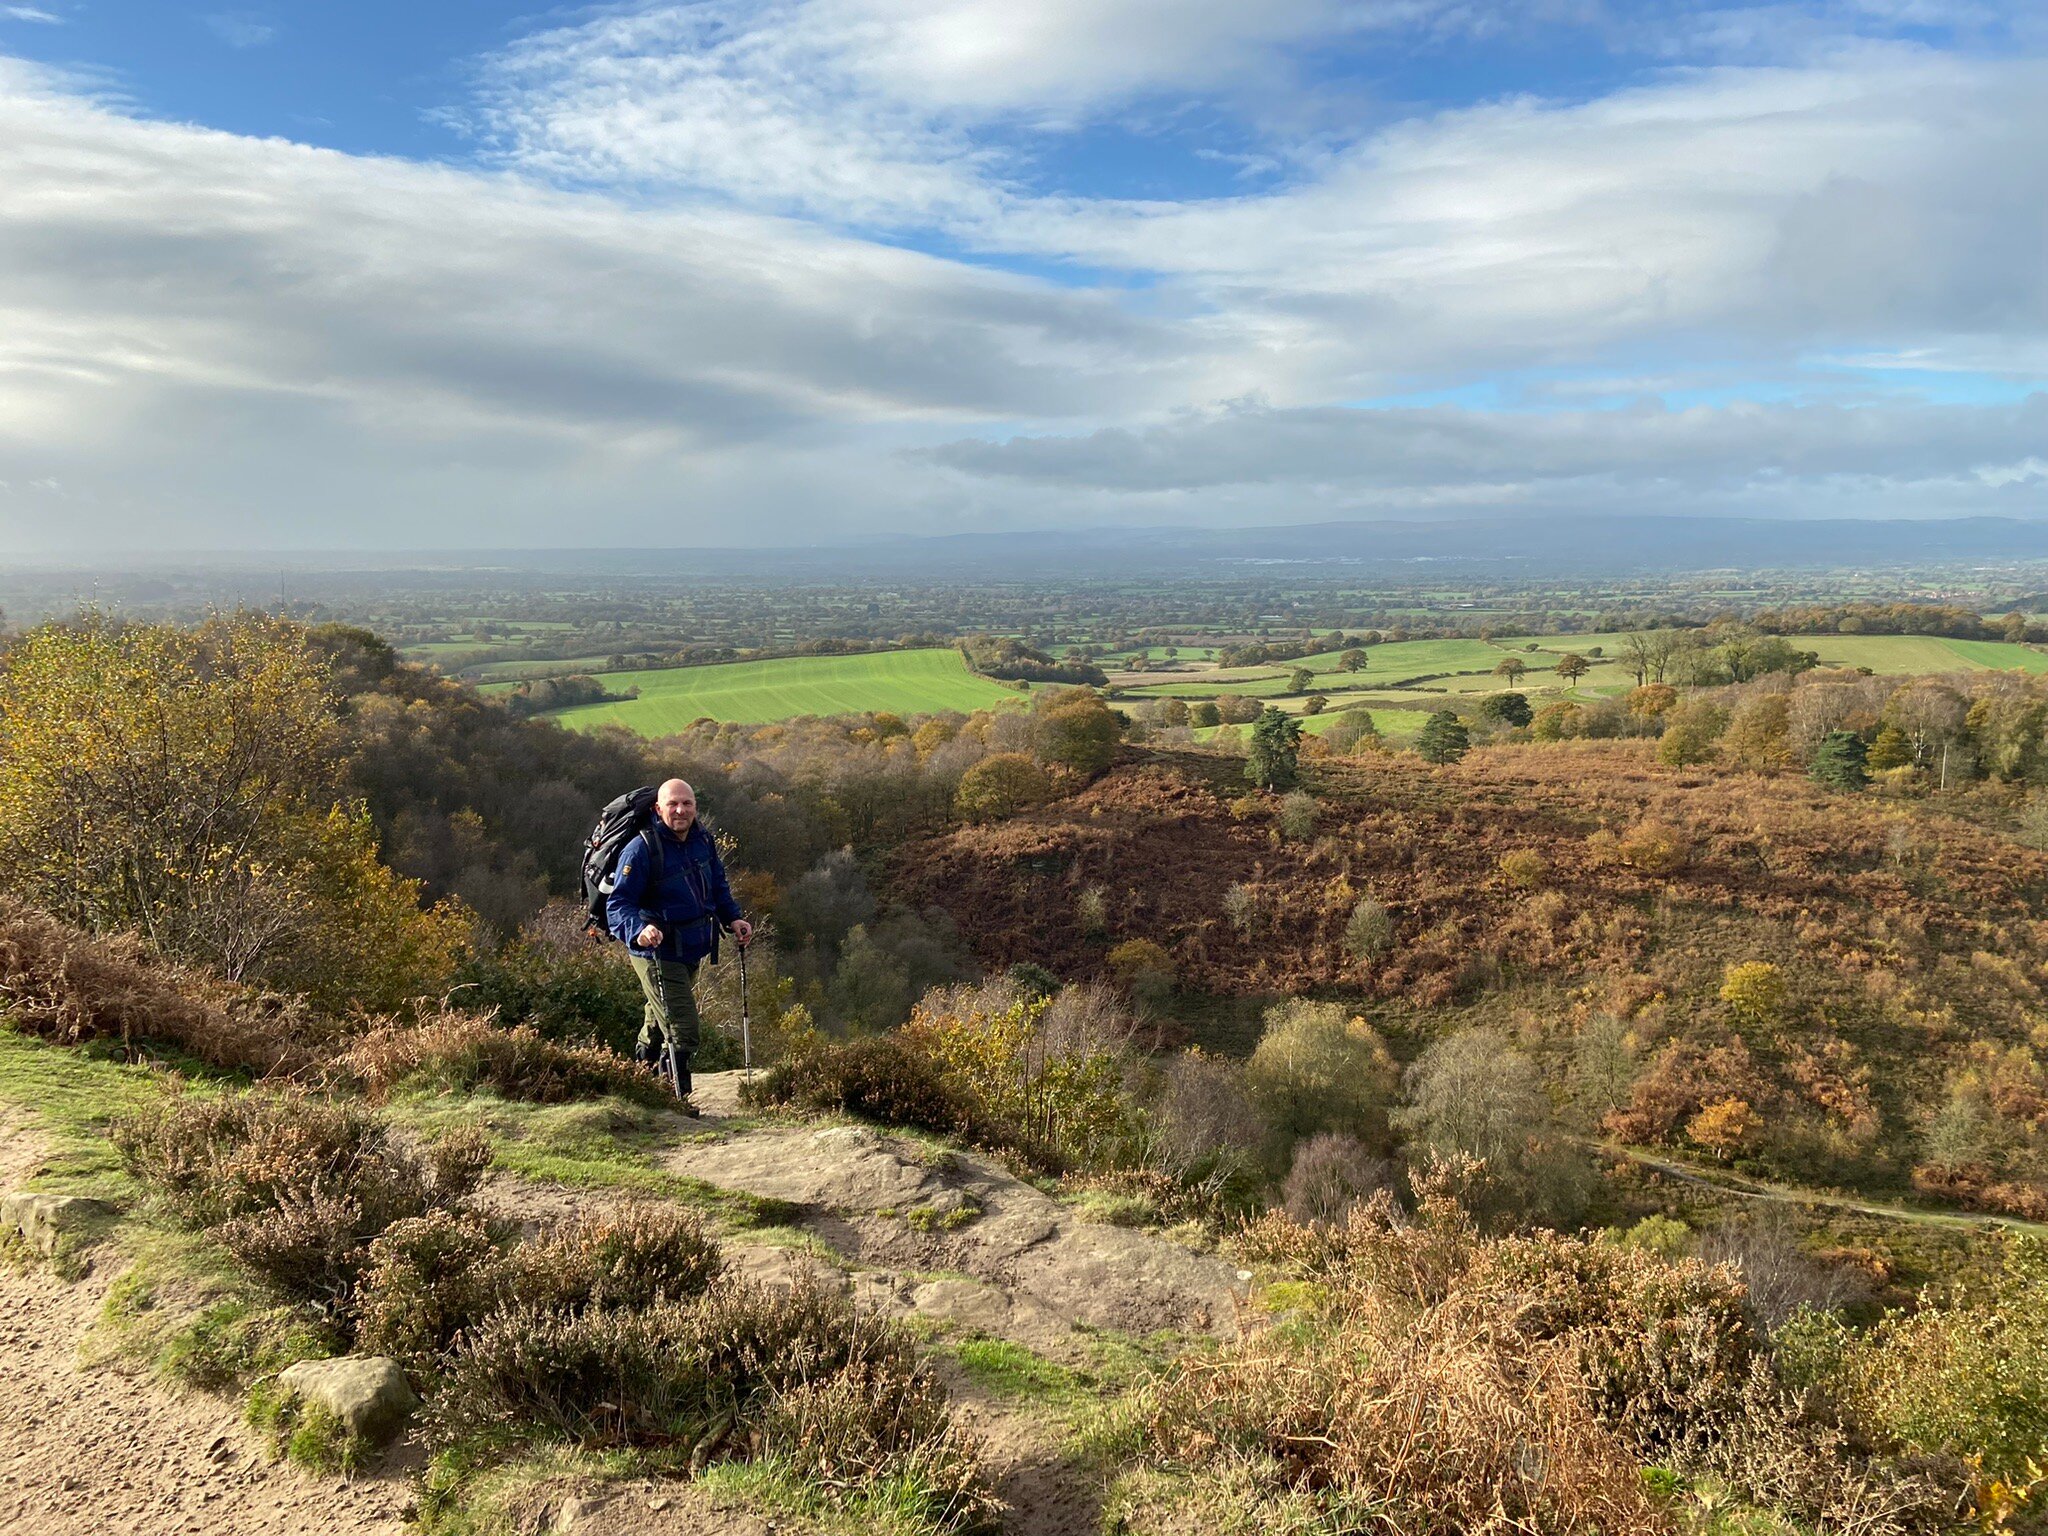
276, 1356, 419, 1447
1, 1191, 111, 1257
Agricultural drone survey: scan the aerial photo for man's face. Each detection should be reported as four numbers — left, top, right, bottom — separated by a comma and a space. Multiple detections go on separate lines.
657, 784, 697, 833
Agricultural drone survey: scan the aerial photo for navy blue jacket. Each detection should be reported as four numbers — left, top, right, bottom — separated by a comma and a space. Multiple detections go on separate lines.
606, 820, 743, 964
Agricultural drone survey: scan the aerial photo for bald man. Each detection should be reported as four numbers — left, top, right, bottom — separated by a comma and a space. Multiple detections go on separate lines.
605, 778, 751, 1105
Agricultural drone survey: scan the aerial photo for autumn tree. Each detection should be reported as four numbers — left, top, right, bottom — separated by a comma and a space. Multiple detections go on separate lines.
1396, 1028, 1590, 1229
1288, 667, 1315, 695
0, 613, 460, 1010
1625, 683, 1679, 721
1246, 1000, 1400, 1147
1865, 724, 1914, 773
1321, 708, 1382, 754
1620, 629, 1680, 686
1492, 655, 1527, 685
1245, 707, 1303, 791
1032, 690, 1122, 775
1719, 961, 1788, 1029
1340, 648, 1368, 673
1720, 692, 1792, 771
1217, 693, 1264, 725
1554, 652, 1590, 685
1531, 701, 1583, 741
1656, 699, 1727, 766
954, 753, 1051, 822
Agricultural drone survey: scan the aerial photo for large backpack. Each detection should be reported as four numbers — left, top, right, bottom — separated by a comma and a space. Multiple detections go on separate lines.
580, 785, 661, 939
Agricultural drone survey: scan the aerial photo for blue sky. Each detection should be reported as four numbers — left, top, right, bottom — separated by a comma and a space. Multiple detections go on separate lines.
0, 0, 2043, 549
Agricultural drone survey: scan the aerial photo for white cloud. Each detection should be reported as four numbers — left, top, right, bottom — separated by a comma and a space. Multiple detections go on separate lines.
0, 61, 1225, 549
2, 6, 62, 23
469, 7, 2048, 409
990, 50, 2048, 402
465, 0, 1557, 222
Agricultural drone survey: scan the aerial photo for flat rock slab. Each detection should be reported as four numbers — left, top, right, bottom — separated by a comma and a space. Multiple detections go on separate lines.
665, 1121, 1241, 1338
673, 1124, 962, 1213
276, 1357, 419, 1447
1, 1191, 111, 1257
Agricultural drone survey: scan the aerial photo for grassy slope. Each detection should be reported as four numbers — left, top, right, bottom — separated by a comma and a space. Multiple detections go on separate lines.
500, 649, 1026, 732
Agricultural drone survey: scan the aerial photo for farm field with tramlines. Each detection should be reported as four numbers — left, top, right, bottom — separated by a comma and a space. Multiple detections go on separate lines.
488, 646, 1025, 731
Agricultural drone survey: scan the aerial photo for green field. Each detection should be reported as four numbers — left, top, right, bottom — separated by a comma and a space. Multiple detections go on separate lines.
1499, 631, 2048, 676
1193, 704, 1432, 745
466, 654, 622, 680
1803, 635, 2048, 674
1124, 638, 1565, 700
508, 648, 1026, 732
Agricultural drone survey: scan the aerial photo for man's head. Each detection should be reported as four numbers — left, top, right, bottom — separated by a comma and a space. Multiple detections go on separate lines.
656, 779, 697, 834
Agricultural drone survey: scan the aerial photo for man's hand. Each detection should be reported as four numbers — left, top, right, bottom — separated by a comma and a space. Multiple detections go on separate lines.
732, 919, 753, 947
634, 923, 663, 948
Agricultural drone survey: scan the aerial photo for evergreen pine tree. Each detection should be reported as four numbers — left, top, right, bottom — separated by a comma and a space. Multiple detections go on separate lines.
1245, 707, 1303, 790
1416, 710, 1470, 765
1810, 729, 1869, 791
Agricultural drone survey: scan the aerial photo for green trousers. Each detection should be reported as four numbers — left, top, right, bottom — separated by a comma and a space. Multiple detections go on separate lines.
629, 953, 701, 1060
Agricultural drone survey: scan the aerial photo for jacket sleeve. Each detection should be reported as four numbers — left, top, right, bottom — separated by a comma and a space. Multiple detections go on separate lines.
706, 837, 744, 926
605, 833, 656, 941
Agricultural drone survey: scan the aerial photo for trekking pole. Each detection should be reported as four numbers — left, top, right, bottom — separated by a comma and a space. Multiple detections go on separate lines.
737, 937, 753, 1080
647, 952, 684, 1101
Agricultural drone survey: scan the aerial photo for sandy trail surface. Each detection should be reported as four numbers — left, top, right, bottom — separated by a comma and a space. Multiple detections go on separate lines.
0, 1116, 412, 1536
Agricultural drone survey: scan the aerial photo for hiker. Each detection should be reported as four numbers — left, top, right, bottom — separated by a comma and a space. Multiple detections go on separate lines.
605, 778, 751, 1100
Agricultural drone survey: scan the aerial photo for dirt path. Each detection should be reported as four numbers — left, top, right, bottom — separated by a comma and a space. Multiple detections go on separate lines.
0, 1118, 414, 1536
1, 1083, 1191, 1536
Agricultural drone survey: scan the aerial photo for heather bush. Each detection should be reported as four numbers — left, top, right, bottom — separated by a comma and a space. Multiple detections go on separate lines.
339, 1009, 666, 1106
1144, 1206, 1665, 1532
744, 1033, 979, 1141
353, 1209, 503, 1375
1221, 1183, 1961, 1534
425, 1272, 995, 1529
505, 1203, 725, 1315
114, 1089, 488, 1305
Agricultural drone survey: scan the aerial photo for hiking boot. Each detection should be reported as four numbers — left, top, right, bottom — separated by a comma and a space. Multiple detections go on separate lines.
678, 1097, 702, 1119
